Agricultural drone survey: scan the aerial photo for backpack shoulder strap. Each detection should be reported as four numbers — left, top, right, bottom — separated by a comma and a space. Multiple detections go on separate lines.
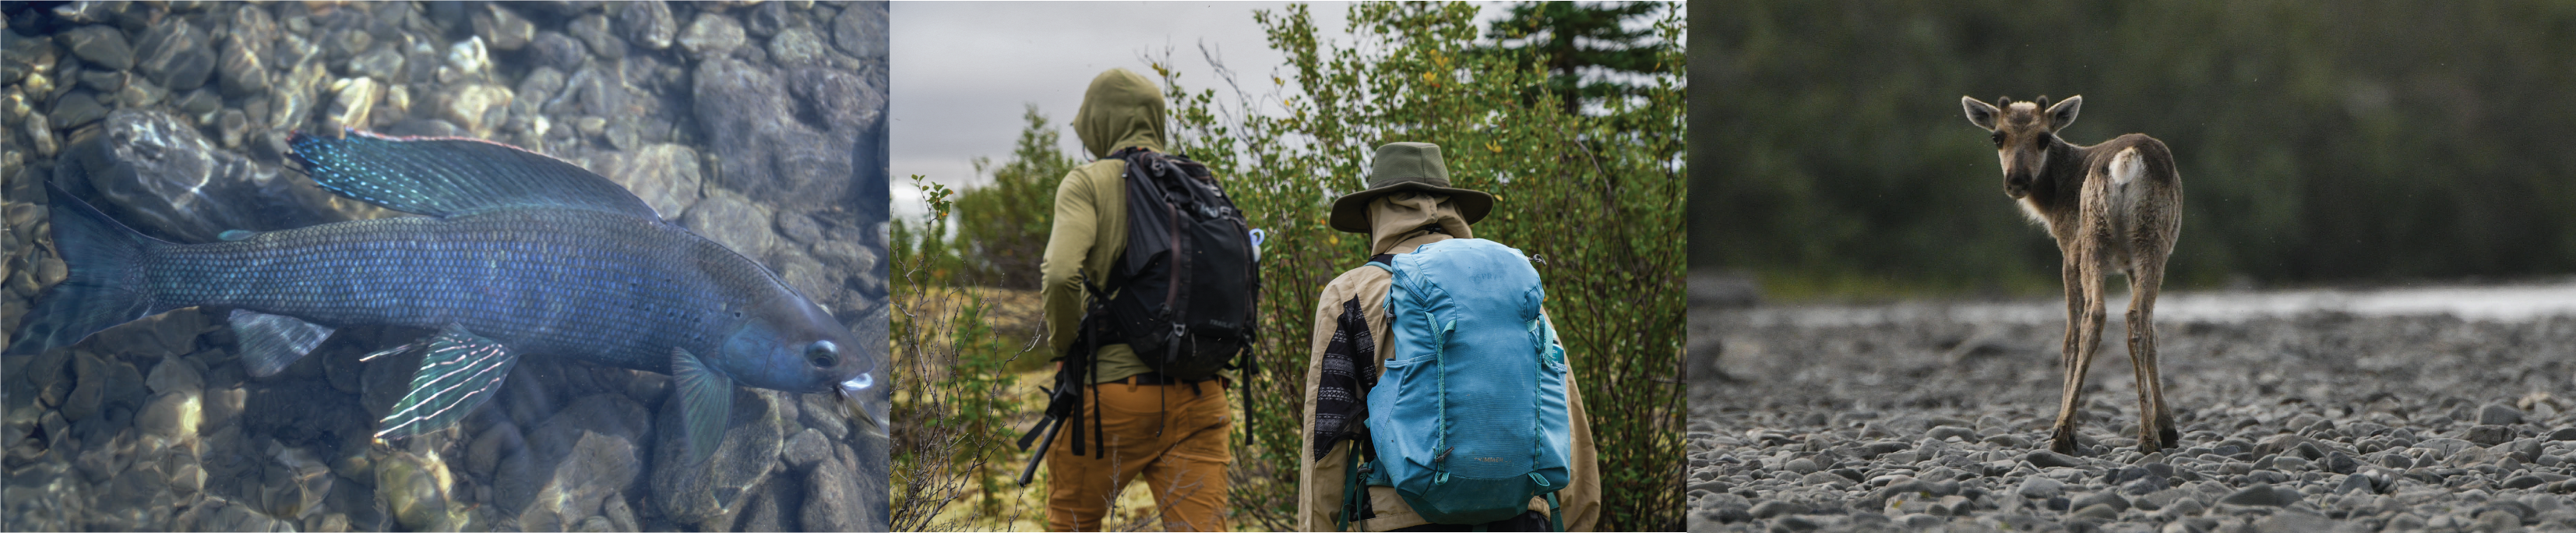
1362, 253, 1395, 272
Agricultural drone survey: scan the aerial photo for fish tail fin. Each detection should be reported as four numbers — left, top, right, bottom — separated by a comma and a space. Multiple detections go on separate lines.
6, 183, 170, 355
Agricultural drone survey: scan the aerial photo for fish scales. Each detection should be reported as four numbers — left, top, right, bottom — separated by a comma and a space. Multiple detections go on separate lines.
143, 209, 773, 374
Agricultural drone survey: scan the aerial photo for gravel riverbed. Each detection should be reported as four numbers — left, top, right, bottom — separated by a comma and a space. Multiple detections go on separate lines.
1687, 289, 2576, 532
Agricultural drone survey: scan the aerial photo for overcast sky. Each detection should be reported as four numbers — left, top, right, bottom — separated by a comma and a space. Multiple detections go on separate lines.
887, 2, 1363, 222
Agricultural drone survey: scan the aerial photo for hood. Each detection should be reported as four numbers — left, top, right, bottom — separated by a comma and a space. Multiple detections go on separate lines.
1073, 69, 1168, 158
1369, 192, 1475, 255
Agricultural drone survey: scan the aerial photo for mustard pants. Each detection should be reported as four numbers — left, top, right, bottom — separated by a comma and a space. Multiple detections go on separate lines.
1045, 378, 1233, 531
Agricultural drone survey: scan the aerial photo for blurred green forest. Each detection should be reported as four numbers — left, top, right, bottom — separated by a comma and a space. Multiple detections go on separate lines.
1690, 0, 2576, 298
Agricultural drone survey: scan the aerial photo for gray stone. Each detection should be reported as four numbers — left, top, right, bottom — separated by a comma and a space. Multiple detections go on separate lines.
58, 109, 344, 244
529, 31, 589, 72
1782, 457, 1819, 475
61, 26, 136, 72
682, 189, 778, 259
1748, 500, 1806, 519
678, 12, 746, 58
2548, 427, 2576, 441
1927, 425, 1978, 442
692, 58, 873, 210
570, 13, 627, 60
831, 2, 886, 61
435, 83, 513, 138
2469, 424, 2516, 447
604, 143, 706, 220
472, 4, 536, 51
2025, 450, 2082, 468
49, 92, 109, 129
650, 388, 792, 525
618, 2, 678, 50
133, 19, 216, 92
347, 45, 405, 81
2016, 476, 2063, 499
768, 26, 831, 65
2217, 482, 2294, 507
782, 429, 829, 469
2480, 403, 2524, 425
2071, 491, 2130, 513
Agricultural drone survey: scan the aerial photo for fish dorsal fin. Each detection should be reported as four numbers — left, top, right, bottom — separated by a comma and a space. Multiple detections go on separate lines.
373, 325, 521, 439
230, 309, 335, 378
672, 347, 735, 465
286, 130, 664, 220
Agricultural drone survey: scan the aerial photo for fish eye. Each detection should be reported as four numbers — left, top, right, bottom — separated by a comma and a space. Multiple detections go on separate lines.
806, 341, 837, 368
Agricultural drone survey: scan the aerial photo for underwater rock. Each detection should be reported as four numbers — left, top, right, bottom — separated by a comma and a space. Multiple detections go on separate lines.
132, 18, 216, 92
345, 44, 405, 83
781, 428, 827, 469
569, 12, 627, 61
529, 31, 589, 72
768, 26, 831, 66
503, 431, 643, 531
604, 143, 705, 220
53, 109, 346, 245
729, 473, 804, 531
620, 2, 678, 51
831, 2, 887, 62
146, 355, 206, 396
471, 4, 536, 51
649, 387, 791, 526
466, 422, 525, 480
692, 58, 864, 211
173, 495, 296, 532
375, 449, 459, 531
680, 188, 781, 262
678, 12, 745, 59
802, 451, 883, 531
496, 394, 650, 524
134, 390, 200, 440
329, 76, 383, 129
435, 83, 512, 138
60, 26, 135, 72
48, 91, 109, 129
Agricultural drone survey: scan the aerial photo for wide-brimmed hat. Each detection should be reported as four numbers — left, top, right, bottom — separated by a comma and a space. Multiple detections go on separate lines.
1328, 143, 1495, 234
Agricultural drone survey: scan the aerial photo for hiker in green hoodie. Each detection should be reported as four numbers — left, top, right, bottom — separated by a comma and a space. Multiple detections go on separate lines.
1034, 68, 1237, 532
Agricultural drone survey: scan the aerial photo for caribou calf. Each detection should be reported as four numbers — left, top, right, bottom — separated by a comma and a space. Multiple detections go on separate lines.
1961, 96, 2183, 454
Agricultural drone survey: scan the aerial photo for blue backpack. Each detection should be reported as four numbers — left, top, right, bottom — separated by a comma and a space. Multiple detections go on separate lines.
1347, 238, 1573, 529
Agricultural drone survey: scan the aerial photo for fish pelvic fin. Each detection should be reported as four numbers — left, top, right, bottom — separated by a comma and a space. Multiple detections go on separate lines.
285, 129, 664, 221
672, 347, 735, 465
230, 309, 336, 377
374, 325, 520, 439
6, 182, 172, 355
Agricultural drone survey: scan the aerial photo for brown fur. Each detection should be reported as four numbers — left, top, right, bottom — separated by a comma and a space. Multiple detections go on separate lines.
1963, 95, 2184, 454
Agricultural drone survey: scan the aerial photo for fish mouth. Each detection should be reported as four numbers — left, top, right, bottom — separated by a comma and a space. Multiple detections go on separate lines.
837, 372, 888, 437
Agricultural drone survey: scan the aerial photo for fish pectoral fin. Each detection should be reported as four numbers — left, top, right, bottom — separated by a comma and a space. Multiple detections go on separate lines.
673, 347, 735, 465
230, 309, 336, 378
375, 325, 520, 439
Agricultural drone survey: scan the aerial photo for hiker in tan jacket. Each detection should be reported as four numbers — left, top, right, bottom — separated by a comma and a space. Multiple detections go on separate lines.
1034, 68, 1235, 532
1297, 143, 1602, 531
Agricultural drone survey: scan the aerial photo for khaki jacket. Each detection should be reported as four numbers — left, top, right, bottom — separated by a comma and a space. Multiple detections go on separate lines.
1295, 193, 1602, 531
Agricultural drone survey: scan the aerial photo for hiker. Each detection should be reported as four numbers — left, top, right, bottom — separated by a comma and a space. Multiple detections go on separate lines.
1298, 143, 1602, 532
1031, 68, 1258, 532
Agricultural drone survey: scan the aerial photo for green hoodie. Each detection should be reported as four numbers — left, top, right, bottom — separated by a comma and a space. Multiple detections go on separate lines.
1039, 69, 1228, 384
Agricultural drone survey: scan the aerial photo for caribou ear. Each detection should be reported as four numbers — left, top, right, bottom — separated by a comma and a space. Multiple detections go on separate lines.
2046, 96, 2083, 131
1962, 97, 2001, 131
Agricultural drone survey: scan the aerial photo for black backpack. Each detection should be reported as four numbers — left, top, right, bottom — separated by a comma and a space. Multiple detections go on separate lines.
1083, 148, 1260, 380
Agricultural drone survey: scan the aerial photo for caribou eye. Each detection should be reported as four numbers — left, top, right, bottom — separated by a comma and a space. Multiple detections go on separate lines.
806, 341, 838, 368
1990, 131, 2007, 147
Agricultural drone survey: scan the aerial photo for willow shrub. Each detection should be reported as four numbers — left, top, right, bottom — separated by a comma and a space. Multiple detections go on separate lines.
1157, 3, 1686, 530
